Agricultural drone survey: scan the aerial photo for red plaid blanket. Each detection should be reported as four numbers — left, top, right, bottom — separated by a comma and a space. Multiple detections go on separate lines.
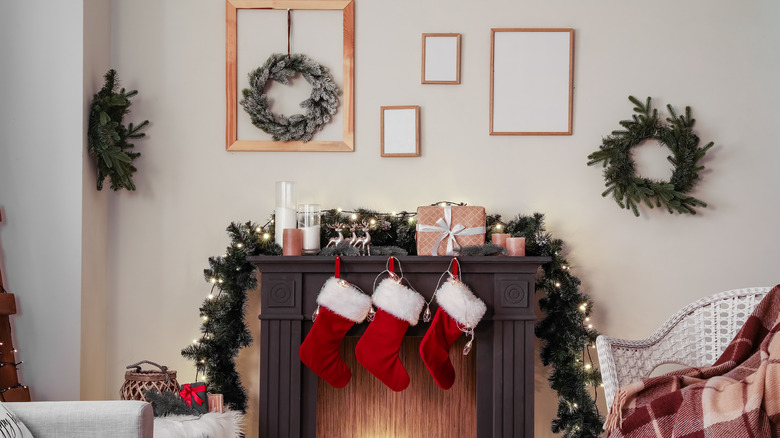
605, 285, 780, 437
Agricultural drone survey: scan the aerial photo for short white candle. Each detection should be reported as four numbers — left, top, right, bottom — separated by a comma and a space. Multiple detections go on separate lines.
301, 225, 320, 252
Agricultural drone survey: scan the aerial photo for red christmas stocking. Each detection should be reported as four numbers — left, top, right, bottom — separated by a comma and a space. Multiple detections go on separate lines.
355, 275, 425, 392
299, 277, 372, 388
420, 276, 486, 389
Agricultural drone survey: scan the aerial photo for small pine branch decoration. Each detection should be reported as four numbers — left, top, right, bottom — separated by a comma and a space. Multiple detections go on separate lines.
87, 69, 149, 191
587, 96, 714, 216
143, 389, 199, 417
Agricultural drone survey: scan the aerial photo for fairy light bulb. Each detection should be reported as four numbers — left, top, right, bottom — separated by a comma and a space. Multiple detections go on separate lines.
202, 315, 209, 321
208, 293, 215, 300
555, 282, 561, 288
579, 303, 587, 312
192, 339, 199, 344
351, 213, 358, 220
210, 277, 216, 283
255, 227, 262, 232
337, 208, 343, 213
496, 224, 503, 230
263, 233, 270, 240
585, 363, 592, 370
236, 243, 243, 248
370, 218, 376, 225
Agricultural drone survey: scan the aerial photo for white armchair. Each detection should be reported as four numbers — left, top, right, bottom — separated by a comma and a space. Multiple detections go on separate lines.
596, 286, 771, 412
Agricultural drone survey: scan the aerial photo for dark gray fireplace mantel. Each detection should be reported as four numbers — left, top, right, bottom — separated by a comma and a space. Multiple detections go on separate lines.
249, 255, 549, 438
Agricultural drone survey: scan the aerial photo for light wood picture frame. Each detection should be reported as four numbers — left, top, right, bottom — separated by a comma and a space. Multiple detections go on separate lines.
226, 0, 355, 151
422, 33, 461, 84
381, 106, 420, 157
490, 28, 574, 136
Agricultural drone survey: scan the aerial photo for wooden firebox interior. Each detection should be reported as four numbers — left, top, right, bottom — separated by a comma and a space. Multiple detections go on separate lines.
317, 337, 476, 437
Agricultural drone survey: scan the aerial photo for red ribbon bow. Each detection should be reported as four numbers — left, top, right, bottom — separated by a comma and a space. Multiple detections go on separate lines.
180, 383, 205, 407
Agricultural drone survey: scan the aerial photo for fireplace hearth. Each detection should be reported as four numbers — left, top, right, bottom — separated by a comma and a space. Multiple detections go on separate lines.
249, 255, 549, 438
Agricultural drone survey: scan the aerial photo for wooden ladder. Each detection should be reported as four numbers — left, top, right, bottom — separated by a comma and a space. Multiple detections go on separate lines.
0, 211, 31, 401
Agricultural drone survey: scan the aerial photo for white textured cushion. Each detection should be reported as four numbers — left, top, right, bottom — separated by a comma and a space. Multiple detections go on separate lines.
0, 401, 34, 437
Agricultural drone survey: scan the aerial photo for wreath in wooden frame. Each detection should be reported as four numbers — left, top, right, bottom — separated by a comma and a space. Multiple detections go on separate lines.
587, 96, 714, 216
240, 53, 341, 143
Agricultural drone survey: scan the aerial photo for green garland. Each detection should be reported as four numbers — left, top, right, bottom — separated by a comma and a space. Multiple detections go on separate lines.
87, 69, 149, 191
587, 96, 713, 216
183, 208, 603, 436
240, 53, 340, 143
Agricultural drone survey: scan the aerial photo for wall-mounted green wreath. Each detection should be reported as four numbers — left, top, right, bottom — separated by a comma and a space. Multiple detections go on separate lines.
87, 69, 149, 191
240, 53, 340, 143
587, 96, 714, 216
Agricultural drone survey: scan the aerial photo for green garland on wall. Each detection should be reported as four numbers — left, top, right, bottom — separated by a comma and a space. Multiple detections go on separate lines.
182, 209, 603, 437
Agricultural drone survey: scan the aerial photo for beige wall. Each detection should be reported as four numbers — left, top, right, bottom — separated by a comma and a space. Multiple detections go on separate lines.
2, 0, 780, 437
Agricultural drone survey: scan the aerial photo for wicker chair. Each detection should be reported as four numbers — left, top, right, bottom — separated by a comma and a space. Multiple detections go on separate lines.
596, 286, 771, 412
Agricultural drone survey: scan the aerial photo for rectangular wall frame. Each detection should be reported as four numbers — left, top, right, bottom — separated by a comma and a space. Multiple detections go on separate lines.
490, 28, 574, 136
226, 0, 355, 151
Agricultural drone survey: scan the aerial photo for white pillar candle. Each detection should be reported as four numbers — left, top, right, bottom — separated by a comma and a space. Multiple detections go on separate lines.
275, 207, 296, 245
274, 181, 296, 245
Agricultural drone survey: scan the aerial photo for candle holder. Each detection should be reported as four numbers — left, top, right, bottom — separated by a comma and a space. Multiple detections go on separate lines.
283, 229, 303, 256
297, 204, 321, 254
274, 181, 296, 245
506, 237, 526, 256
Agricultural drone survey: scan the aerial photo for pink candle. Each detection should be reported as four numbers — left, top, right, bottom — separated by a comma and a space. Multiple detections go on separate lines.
491, 233, 510, 248
506, 237, 526, 256
283, 228, 303, 256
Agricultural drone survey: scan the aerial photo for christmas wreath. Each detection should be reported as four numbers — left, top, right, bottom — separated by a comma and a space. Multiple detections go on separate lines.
87, 69, 149, 191
240, 53, 340, 143
587, 96, 713, 216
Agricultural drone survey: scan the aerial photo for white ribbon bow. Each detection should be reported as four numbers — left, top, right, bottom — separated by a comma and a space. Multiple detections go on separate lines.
417, 205, 485, 256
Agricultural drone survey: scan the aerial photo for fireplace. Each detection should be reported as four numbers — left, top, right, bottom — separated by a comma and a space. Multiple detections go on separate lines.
249, 255, 549, 438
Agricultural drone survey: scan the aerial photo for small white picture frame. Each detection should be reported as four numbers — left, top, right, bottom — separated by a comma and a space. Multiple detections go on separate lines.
381, 106, 420, 157
422, 33, 461, 84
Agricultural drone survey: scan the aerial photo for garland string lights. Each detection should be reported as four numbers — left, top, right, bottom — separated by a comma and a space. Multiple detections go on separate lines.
182, 206, 604, 436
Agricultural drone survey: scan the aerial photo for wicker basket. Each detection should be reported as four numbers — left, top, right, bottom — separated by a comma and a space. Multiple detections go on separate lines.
120, 360, 179, 401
